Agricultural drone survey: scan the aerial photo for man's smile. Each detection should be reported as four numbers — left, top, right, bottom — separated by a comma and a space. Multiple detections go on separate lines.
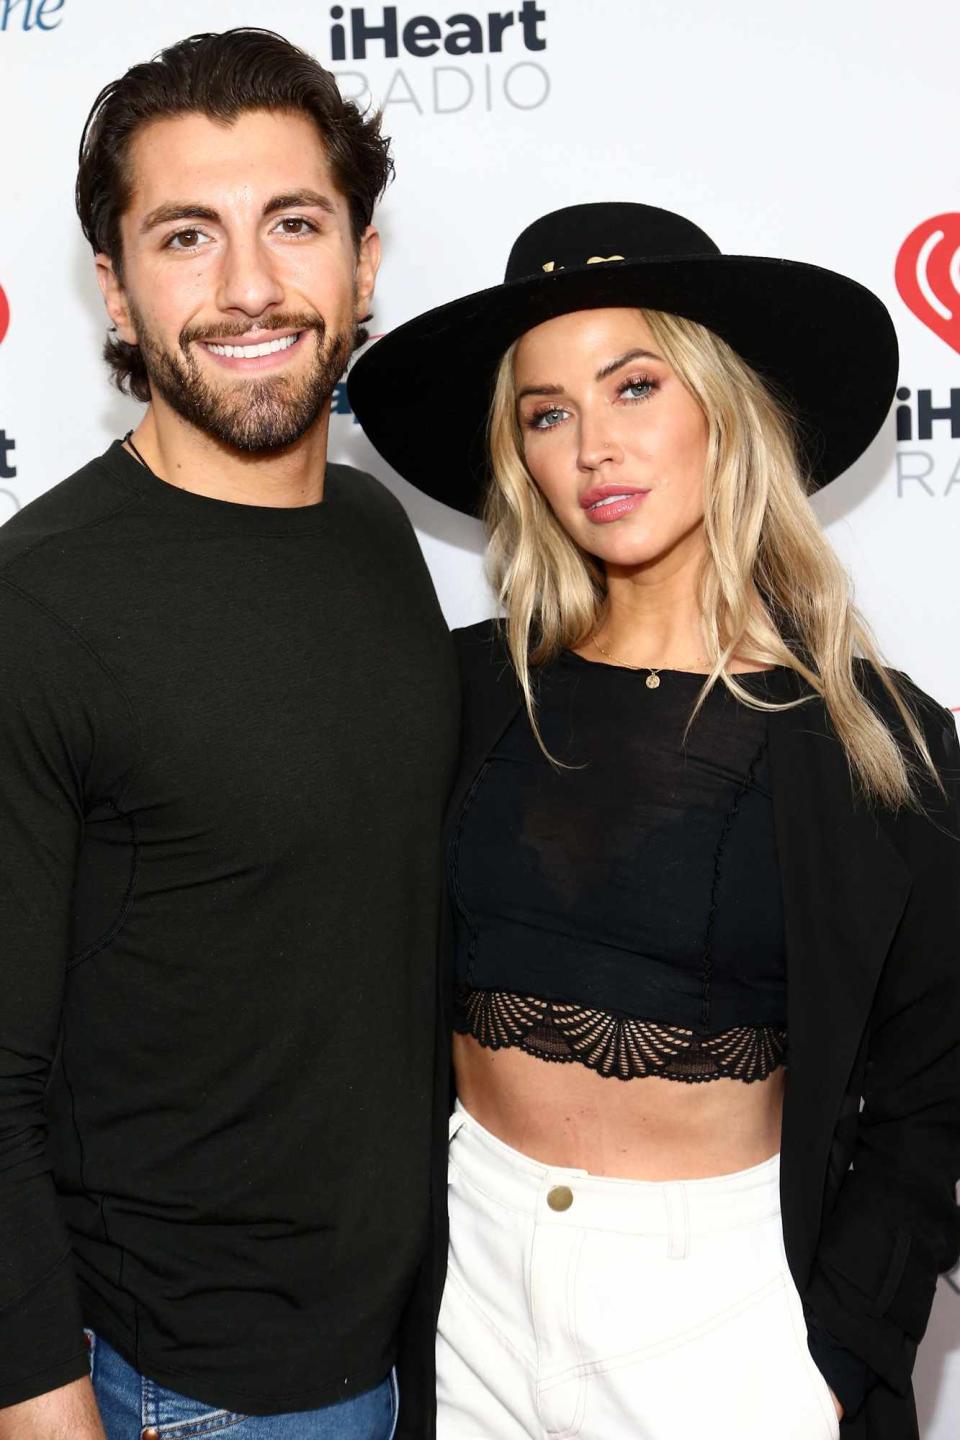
196, 329, 308, 371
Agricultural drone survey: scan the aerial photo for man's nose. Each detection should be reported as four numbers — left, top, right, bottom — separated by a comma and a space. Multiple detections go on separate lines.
215, 236, 285, 320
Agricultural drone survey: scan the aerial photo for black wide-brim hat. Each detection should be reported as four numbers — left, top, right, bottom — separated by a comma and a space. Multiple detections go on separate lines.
347, 202, 899, 516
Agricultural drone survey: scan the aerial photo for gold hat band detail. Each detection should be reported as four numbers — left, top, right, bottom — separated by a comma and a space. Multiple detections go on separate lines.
541, 255, 625, 273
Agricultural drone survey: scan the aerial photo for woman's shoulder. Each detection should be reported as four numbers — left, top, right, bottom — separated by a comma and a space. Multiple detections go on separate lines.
451, 617, 512, 676
854, 660, 958, 766
450, 618, 524, 751
850, 662, 960, 841
452, 615, 503, 648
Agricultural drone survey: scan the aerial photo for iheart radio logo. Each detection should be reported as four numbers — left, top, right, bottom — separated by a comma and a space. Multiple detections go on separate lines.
0, 284, 9, 347
895, 214, 960, 355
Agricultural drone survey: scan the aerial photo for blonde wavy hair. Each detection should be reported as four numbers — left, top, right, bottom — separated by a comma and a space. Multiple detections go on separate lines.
485, 308, 936, 809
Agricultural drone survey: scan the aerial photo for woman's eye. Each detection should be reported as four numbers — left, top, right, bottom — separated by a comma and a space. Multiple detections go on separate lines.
620, 376, 657, 401
530, 407, 568, 430
167, 229, 210, 251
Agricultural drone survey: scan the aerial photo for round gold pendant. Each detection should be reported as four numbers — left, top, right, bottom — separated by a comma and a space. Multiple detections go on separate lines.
645, 672, 661, 689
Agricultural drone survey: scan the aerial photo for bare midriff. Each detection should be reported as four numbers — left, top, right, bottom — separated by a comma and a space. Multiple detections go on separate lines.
453, 1032, 786, 1181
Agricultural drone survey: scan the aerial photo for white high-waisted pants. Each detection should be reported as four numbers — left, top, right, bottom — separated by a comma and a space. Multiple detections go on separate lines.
437, 1102, 840, 1440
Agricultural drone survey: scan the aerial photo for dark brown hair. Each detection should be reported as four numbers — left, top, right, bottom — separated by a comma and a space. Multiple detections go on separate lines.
76, 28, 393, 401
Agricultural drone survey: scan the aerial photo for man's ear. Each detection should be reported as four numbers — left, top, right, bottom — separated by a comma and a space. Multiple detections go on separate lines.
95, 253, 138, 345
355, 225, 381, 320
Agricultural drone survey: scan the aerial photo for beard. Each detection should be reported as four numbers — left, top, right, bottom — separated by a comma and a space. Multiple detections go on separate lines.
130, 304, 355, 454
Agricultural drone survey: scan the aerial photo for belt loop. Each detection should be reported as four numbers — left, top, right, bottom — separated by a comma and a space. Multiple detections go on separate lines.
141, 1374, 157, 1436
664, 1183, 690, 1260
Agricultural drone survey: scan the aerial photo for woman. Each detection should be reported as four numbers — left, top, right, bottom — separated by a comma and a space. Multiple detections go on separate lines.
348, 203, 960, 1440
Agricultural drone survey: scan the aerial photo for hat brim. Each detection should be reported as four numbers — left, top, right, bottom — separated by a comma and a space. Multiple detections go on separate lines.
347, 255, 898, 516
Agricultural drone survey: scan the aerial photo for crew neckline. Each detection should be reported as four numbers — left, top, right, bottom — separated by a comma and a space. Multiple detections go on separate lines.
101, 439, 338, 534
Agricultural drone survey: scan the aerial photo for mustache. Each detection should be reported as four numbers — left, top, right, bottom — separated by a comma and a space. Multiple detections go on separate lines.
179, 314, 327, 348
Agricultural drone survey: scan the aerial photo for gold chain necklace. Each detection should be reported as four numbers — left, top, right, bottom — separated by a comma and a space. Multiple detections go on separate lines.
590, 634, 706, 690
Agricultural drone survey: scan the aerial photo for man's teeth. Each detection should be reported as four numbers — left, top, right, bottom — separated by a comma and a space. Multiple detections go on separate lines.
591, 494, 634, 509
205, 334, 300, 359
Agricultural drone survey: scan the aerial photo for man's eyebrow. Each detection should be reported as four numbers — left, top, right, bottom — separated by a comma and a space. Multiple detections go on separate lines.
139, 191, 337, 236
140, 203, 220, 234
595, 348, 661, 381
263, 190, 337, 218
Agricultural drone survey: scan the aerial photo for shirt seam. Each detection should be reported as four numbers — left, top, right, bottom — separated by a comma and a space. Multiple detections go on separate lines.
0, 1352, 89, 1404
0, 1247, 76, 1317
69, 801, 140, 968
0, 479, 143, 578
700, 731, 770, 1030
0, 574, 145, 805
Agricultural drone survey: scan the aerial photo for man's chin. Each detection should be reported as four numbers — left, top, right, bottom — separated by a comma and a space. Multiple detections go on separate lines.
147, 371, 328, 454
214, 423, 319, 455
190, 403, 325, 455
140, 326, 351, 456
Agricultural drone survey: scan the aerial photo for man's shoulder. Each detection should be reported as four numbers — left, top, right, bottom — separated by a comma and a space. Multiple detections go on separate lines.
327, 460, 411, 529
0, 446, 134, 580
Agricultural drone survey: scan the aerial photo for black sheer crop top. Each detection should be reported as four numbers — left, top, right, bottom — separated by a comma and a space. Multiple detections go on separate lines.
450, 651, 788, 1083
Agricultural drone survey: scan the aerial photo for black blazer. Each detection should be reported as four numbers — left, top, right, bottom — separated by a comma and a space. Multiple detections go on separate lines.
396, 619, 960, 1440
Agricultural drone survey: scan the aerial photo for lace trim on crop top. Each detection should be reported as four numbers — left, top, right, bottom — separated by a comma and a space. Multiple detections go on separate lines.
449, 653, 789, 1085
453, 986, 788, 1084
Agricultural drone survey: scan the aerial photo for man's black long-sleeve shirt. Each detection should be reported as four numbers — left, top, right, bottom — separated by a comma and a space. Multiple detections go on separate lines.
0, 442, 458, 1413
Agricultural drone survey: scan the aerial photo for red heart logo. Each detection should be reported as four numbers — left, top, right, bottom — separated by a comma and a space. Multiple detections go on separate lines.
895, 214, 960, 355
0, 284, 8, 347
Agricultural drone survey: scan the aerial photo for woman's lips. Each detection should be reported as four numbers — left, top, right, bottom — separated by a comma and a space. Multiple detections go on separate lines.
579, 488, 650, 524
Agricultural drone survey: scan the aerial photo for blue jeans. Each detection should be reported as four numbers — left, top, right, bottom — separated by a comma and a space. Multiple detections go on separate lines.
86, 1331, 398, 1440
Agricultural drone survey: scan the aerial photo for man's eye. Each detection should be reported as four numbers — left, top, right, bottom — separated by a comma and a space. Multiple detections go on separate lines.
167, 230, 209, 251
275, 217, 317, 236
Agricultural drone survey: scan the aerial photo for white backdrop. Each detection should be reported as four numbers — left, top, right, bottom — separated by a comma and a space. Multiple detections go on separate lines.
1, 1, 958, 1430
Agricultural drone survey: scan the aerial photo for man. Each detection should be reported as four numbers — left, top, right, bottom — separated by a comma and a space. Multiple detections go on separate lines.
0, 29, 457, 1440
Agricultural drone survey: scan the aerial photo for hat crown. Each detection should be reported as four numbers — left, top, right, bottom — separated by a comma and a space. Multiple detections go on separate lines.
504, 202, 720, 283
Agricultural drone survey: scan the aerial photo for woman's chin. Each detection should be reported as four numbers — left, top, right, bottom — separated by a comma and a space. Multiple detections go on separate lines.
577, 532, 664, 570
571, 516, 707, 574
